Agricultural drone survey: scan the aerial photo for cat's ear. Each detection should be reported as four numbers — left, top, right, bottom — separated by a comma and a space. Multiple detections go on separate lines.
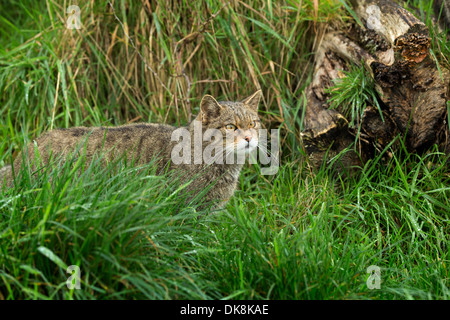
241, 90, 261, 111
200, 95, 222, 122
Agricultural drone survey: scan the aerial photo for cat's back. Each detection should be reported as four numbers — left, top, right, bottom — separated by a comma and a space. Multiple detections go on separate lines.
34, 122, 178, 164
2, 122, 179, 188
38, 122, 174, 145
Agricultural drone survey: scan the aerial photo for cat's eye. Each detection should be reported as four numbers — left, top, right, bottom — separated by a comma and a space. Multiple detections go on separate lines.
225, 124, 236, 130
249, 121, 257, 128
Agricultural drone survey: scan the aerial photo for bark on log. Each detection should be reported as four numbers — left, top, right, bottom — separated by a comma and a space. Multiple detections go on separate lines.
301, 0, 450, 173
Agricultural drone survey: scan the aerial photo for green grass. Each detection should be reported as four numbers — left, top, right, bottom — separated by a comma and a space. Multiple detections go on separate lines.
326, 63, 382, 129
1, 0, 449, 300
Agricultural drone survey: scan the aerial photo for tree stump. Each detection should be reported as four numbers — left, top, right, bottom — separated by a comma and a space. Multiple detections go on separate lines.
301, 0, 450, 174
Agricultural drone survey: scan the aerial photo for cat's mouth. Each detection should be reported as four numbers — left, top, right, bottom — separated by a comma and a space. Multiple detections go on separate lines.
239, 140, 258, 153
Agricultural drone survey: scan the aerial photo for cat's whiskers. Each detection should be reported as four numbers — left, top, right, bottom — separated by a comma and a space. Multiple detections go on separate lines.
256, 144, 280, 166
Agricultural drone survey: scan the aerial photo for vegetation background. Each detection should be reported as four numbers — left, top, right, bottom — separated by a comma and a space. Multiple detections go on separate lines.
0, 0, 449, 299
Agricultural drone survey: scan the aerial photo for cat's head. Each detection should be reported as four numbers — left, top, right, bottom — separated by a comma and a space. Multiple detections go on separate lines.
194, 91, 262, 155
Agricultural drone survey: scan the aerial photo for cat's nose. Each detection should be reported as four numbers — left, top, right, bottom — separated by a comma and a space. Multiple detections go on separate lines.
244, 135, 252, 143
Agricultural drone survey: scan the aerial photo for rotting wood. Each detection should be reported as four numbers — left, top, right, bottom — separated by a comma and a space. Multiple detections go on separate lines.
301, 0, 450, 174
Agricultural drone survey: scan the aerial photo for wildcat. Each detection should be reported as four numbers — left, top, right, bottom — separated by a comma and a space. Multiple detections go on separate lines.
0, 91, 262, 211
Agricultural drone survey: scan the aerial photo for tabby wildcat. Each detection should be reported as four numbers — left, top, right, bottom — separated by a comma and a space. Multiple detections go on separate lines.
0, 91, 262, 211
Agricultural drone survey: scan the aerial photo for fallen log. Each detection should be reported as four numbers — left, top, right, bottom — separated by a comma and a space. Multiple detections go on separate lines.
301, 0, 450, 173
